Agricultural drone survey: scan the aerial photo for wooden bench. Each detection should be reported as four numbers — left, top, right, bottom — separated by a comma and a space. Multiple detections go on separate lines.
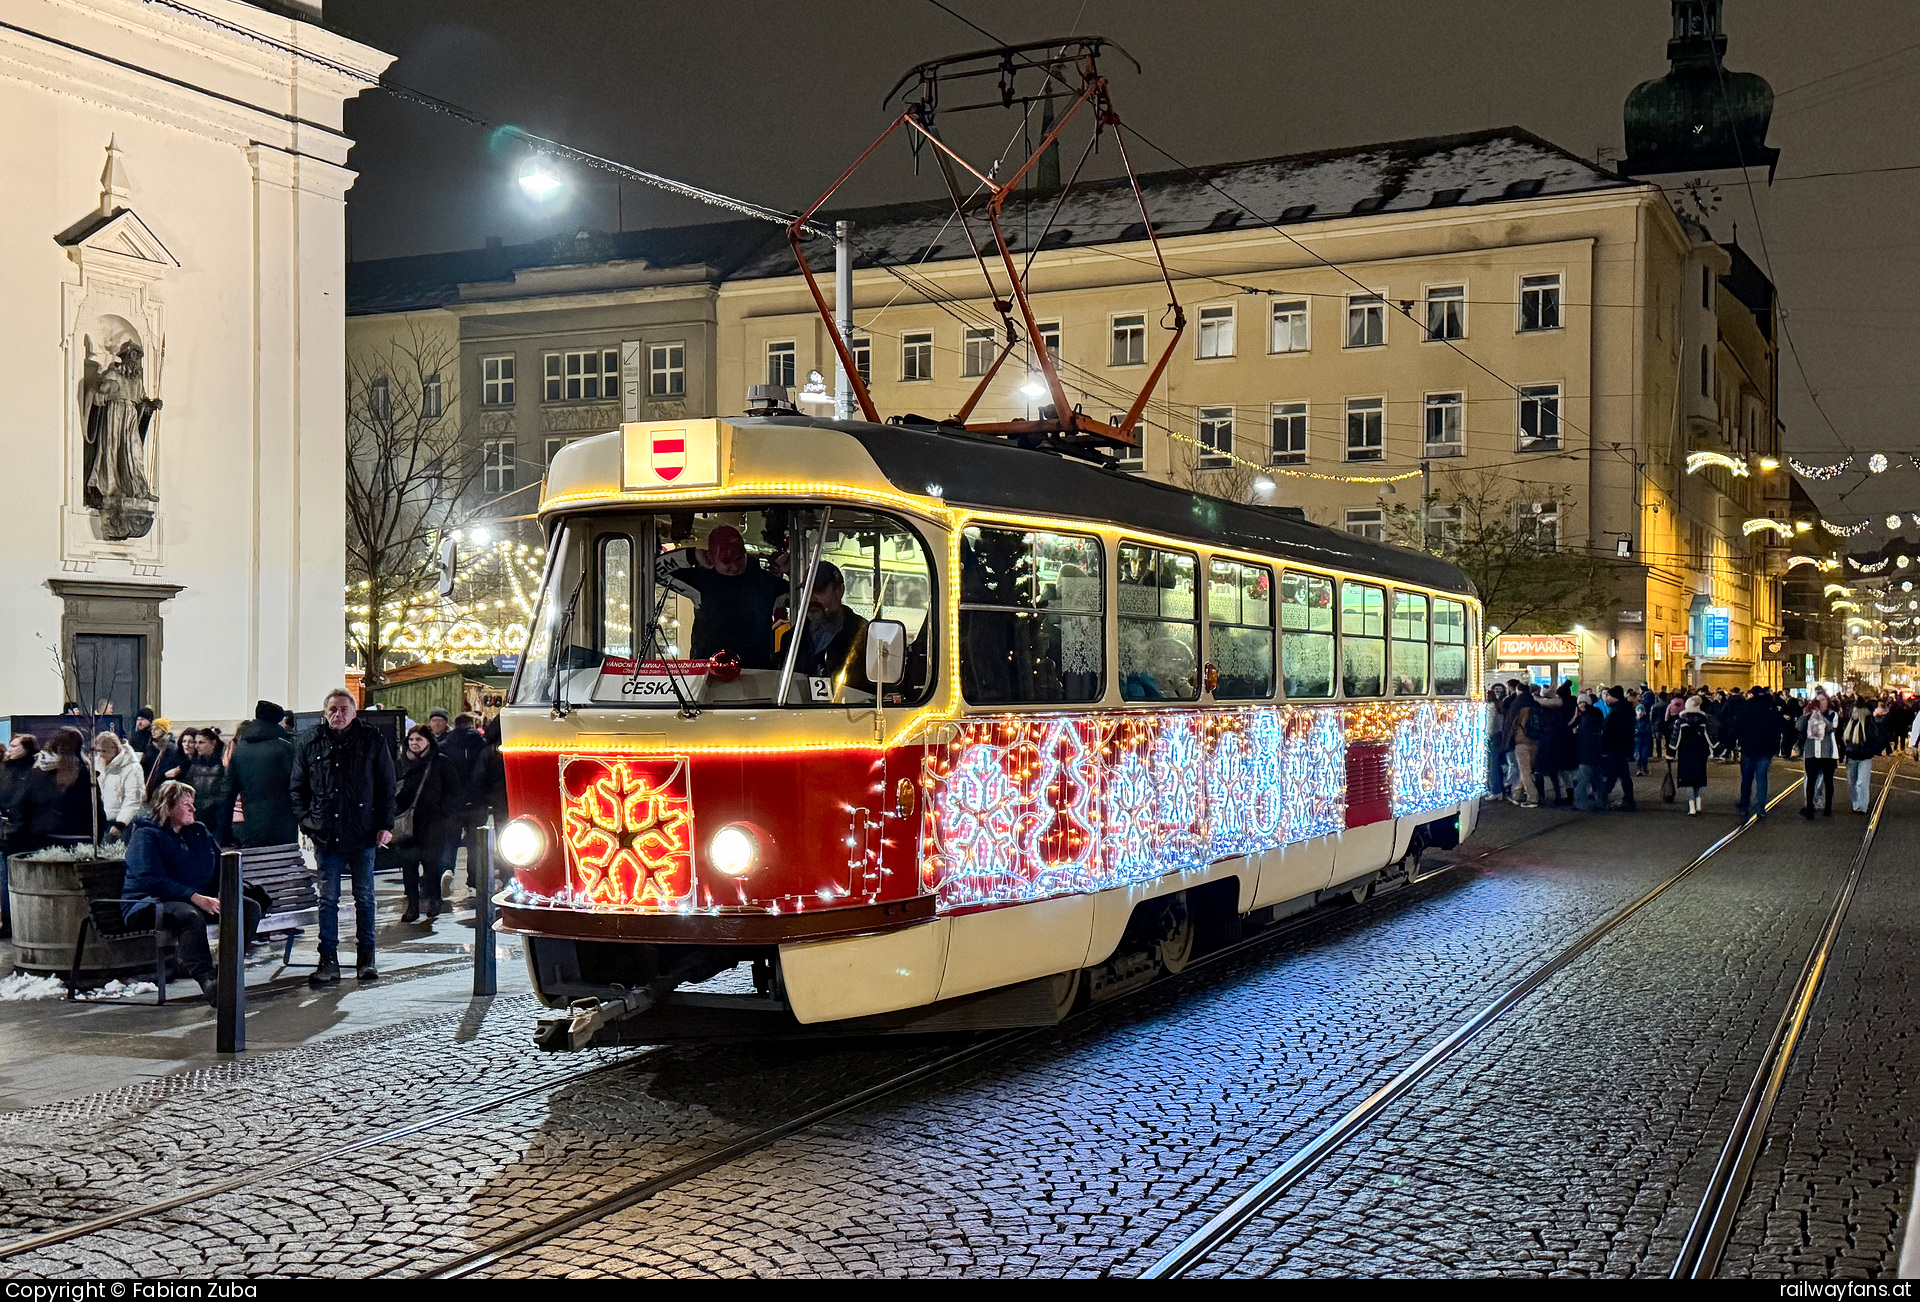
63, 842, 317, 1000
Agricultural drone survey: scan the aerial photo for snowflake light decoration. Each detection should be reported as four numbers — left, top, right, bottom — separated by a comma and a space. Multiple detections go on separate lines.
1871, 454, 1891, 473
558, 756, 696, 909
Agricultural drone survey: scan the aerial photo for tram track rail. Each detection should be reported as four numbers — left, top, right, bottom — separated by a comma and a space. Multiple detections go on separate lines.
0, 809, 1568, 1274
415, 812, 1581, 1278
1670, 762, 1901, 1279
1137, 780, 1807, 1279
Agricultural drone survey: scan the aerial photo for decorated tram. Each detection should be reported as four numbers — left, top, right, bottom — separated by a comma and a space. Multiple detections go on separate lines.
492, 409, 1488, 1049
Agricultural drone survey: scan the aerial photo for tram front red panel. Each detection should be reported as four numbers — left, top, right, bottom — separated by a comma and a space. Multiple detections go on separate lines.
502, 748, 925, 915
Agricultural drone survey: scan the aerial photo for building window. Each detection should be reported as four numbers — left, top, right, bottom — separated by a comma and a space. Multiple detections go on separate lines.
1118, 543, 1200, 701
1344, 509, 1384, 543
1426, 504, 1463, 554
544, 435, 582, 465
482, 439, 515, 495
546, 348, 620, 402
1424, 392, 1465, 457
1518, 383, 1561, 452
1519, 500, 1560, 551
1270, 299, 1309, 354
902, 331, 933, 381
1111, 313, 1146, 367
1425, 285, 1466, 341
1197, 305, 1236, 358
1520, 274, 1562, 331
421, 373, 443, 420
962, 326, 996, 378
850, 336, 872, 385
1345, 293, 1385, 348
481, 355, 515, 407
648, 343, 685, 397
1112, 413, 1142, 470
1702, 264, 1713, 310
1270, 401, 1307, 465
1345, 397, 1384, 461
367, 376, 390, 422
1035, 321, 1061, 361
1700, 344, 1711, 398
767, 340, 796, 388
1196, 407, 1234, 467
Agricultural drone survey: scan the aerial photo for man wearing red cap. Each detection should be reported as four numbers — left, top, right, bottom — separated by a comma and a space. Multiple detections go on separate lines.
680, 524, 788, 668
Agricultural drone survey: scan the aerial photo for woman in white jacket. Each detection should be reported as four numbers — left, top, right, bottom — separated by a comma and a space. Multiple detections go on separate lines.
91, 732, 147, 836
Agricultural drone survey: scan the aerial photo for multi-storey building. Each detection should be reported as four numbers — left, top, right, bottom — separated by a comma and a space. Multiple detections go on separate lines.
348, 127, 1797, 690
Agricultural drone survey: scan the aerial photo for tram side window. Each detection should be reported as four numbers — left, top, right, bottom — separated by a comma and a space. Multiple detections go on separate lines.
599, 535, 635, 660
1433, 598, 1469, 695
1118, 543, 1200, 701
960, 526, 1103, 704
1390, 591, 1429, 695
1341, 581, 1386, 697
1280, 571, 1335, 699
1208, 559, 1274, 699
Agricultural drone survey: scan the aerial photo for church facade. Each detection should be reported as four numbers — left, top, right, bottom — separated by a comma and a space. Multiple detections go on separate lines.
0, 0, 391, 725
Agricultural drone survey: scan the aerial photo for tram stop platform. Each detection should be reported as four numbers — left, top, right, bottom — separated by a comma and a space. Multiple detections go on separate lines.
0, 864, 530, 1111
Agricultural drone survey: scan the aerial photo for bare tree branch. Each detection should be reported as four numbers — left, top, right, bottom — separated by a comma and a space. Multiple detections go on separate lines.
344, 323, 483, 686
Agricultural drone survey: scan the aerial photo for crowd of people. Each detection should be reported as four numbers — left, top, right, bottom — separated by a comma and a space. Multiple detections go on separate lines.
1487, 680, 1916, 820
0, 691, 507, 1002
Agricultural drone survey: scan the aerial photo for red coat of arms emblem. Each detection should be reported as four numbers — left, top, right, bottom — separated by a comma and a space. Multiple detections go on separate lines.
651, 435, 686, 481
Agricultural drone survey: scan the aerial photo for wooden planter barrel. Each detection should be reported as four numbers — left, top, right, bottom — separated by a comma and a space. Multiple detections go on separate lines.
7, 854, 146, 976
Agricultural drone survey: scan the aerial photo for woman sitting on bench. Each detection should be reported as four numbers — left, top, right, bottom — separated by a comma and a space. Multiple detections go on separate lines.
124, 780, 264, 1004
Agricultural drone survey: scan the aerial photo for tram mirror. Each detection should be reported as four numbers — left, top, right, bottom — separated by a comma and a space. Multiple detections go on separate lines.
867, 619, 908, 685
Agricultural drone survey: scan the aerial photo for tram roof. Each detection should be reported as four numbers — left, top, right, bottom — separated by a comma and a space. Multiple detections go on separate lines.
754, 415, 1476, 598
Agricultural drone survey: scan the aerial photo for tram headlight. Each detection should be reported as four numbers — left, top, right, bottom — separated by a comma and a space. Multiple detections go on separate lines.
709, 824, 759, 877
498, 817, 547, 868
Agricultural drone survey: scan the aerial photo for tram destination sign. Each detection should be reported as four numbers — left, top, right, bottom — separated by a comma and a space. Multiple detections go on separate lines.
622, 419, 722, 491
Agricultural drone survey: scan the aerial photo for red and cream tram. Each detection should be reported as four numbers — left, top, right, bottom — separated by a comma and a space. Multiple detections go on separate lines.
493, 410, 1487, 1049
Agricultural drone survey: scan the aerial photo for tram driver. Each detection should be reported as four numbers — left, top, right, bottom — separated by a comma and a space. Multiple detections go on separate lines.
790, 561, 873, 693
680, 525, 788, 669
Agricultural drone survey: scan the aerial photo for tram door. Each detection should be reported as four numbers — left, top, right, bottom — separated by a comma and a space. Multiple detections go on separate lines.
821, 515, 938, 898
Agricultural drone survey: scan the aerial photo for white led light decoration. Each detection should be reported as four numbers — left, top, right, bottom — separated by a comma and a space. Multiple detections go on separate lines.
1790, 455, 1853, 481
1687, 451, 1750, 477
1871, 454, 1891, 473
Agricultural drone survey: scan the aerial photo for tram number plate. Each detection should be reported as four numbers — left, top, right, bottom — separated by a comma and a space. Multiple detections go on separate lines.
808, 676, 832, 702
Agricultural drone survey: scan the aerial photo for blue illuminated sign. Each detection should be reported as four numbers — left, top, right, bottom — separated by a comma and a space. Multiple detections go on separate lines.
1703, 608, 1731, 659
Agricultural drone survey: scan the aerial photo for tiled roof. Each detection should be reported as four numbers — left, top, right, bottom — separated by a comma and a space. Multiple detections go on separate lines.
347, 127, 1631, 315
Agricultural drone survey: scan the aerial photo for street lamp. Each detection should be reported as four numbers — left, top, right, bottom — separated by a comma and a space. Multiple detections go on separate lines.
1019, 374, 1048, 399
518, 156, 562, 201
796, 370, 835, 407
1251, 474, 1276, 502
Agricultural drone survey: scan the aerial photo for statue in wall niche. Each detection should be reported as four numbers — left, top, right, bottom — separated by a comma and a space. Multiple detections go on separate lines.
83, 339, 161, 540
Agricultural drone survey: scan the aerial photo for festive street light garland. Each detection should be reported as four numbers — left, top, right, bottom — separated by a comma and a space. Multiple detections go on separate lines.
1790, 455, 1853, 480
1822, 519, 1874, 537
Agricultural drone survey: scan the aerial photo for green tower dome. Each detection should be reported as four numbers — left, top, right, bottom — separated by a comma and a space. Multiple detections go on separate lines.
1623, 0, 1778, 178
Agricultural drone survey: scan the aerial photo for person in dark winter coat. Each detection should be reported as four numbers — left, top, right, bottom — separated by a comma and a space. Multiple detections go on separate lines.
0, 734, 40, 937
1673, 696, 1715, 814
1798, 693, 1841, 819
475, 716, 508, 827
1573, 694, 1607, 811
394, 725, 459, 923
14, 727, 98, 851
180, 728, 234, 845
121, 781, 263, 1003
229, 701, 298, 847
1732, 687, 1787, 818
290, 689, 395, 987
1531, 687, 1574, 805
437, 713, 483, 892
1599, 686, 1638, 811
1842, 703, 1884, 813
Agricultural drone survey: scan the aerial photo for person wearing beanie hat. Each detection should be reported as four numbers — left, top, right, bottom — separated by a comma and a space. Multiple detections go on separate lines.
1673, 695, 1714, 815
132, 707, 157, 765
231, 700, 298, 847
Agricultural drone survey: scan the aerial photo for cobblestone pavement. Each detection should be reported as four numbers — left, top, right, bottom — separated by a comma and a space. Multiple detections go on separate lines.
1720, 776, 1920, 1279
7, 781, 1912, 1279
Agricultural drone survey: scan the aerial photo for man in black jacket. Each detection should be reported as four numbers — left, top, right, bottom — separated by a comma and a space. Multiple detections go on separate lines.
1599, 686, 1638, 811
439, 713, 485, 894
290, 688, 395, 986
1733, 685, 1787, 818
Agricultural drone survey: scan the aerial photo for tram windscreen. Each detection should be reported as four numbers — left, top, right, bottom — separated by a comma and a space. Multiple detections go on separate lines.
512, 507, 936, 709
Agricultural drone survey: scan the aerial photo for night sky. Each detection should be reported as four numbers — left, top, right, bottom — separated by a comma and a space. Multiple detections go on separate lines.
327, 0, 1920, 515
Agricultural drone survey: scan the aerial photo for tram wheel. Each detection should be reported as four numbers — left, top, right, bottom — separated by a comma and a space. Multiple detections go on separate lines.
1335, 878, 1372, 906
1155, 895, 1195, 975
1050, 967, 1084, 1019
